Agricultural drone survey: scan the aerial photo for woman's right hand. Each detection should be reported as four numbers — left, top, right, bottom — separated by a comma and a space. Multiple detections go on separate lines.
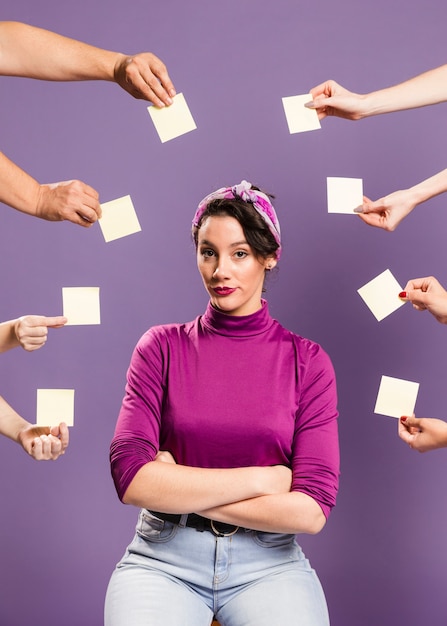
154, 450, 176, 464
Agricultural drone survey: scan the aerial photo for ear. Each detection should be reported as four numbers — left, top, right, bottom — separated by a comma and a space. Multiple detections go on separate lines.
264, 256, 278, 271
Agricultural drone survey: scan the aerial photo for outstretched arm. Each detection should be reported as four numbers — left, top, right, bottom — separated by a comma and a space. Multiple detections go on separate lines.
0, 151, 102, 225
306, 64, 447, 120
0, 395, 69, 460
399, 415, 447, 452
0, 314, 67, 353
0, 21, 175, 106
355, 169, 447, 231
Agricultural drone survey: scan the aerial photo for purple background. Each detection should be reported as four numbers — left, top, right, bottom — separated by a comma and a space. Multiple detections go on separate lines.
1, 1, 446, 624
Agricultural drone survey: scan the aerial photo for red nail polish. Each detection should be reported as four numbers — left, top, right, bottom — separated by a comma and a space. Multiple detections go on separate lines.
399, 291, 407, 299
400, 416, 408, 422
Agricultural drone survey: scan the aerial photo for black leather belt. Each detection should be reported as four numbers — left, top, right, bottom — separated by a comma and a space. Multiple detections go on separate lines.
149, 511, 240, 537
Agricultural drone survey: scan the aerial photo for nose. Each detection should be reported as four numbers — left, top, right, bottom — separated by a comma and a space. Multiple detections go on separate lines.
212, 257, 231, 280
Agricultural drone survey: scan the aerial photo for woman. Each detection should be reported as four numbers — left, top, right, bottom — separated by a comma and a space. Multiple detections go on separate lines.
105, 181, 340, 626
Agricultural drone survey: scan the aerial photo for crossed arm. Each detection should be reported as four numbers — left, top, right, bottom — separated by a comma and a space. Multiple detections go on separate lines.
123, 455, 326, 535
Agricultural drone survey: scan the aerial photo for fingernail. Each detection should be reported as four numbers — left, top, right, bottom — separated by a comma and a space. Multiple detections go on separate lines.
169, 89, 176, 97
353, 205, 364, 213
399, 291, 407, 299
304, 100, 315, 109
400, 416, 408, 422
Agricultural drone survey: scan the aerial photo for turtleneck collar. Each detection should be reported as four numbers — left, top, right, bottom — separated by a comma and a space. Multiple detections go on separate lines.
201, 299, 274, 337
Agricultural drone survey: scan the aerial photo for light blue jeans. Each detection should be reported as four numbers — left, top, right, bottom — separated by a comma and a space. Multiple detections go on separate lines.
104, 510, 330, 626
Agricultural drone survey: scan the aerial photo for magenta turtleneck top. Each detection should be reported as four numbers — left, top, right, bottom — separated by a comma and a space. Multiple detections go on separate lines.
110, 300, 339, 518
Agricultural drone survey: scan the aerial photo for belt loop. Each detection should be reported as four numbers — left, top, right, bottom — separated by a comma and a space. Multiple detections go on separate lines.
178, 514, 188, 528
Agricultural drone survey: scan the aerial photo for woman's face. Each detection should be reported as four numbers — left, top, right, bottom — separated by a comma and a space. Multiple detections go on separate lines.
196, 215, 277, 316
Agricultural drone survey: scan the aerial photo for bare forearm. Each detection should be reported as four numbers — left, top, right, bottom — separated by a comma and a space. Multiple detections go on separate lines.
0, 319, 19, 353
123, 462, 288, 513
0, 151, 42, 216
409, 168, 447, 206
365, 65, 447, 116
0, 395, 30, 442
0, 21, 120, 81
199, 491, 326, 534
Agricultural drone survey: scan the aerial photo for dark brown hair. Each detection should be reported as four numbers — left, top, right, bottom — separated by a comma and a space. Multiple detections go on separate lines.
192, 188, 279, 260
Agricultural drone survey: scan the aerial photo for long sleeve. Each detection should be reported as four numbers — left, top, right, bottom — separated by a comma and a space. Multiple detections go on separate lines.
110, 327, 167, 500
291, 339, 339, 518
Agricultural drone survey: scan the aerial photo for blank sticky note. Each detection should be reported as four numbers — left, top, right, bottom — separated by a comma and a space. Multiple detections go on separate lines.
327, 177, 363, 213
148, 92, 197, 143
374, 375, 419, 419
99, 195, 141, 242
357, 269, 405, 322
36, 389, 75, 427
282, 94, 321, 133
62, 287, 100, 325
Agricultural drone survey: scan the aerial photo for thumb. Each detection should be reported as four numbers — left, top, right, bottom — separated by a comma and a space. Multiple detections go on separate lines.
401, 414, 420, 428
359, 196, 381, 215
305, 96, 331, 109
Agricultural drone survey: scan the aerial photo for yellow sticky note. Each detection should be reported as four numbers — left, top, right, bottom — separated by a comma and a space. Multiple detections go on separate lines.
148, 92, 197, 143
374, 375, 419, 419
63, 287, 101, 325
99, 195, 141, 242
327, 177, 363, 213
357, 269, 405, 322
36, 388, 75, 427
282, 94, 321, 133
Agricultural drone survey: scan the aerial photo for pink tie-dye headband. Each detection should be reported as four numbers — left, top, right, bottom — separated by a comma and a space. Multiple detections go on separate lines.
192, 180, 282, 259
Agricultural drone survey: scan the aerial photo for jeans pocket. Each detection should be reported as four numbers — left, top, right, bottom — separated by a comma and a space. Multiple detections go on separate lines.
252, 531, 297, 549
135, 509, 179, 543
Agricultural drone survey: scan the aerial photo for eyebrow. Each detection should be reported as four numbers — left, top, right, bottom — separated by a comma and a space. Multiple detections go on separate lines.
198, 239, 248, 248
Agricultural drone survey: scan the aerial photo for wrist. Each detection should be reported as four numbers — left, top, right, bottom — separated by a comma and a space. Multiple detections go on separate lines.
0, 319, 20, 353
112, 52, 129, 82
409, 179, 436, 207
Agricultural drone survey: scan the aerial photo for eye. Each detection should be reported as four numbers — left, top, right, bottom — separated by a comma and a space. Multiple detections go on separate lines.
234, 250, 248, 259
200, 248, 215, 258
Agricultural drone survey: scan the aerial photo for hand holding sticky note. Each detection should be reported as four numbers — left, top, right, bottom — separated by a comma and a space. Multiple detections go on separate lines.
282, 94, 321, 133
374, 375, 419, 419
148, 92, 196, 142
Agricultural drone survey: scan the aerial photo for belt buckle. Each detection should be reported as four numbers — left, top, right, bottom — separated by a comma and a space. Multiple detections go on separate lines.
210, 520, 239, 537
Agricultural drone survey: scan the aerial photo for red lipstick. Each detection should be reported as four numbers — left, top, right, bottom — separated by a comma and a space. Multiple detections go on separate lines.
212, 287, 236, 296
